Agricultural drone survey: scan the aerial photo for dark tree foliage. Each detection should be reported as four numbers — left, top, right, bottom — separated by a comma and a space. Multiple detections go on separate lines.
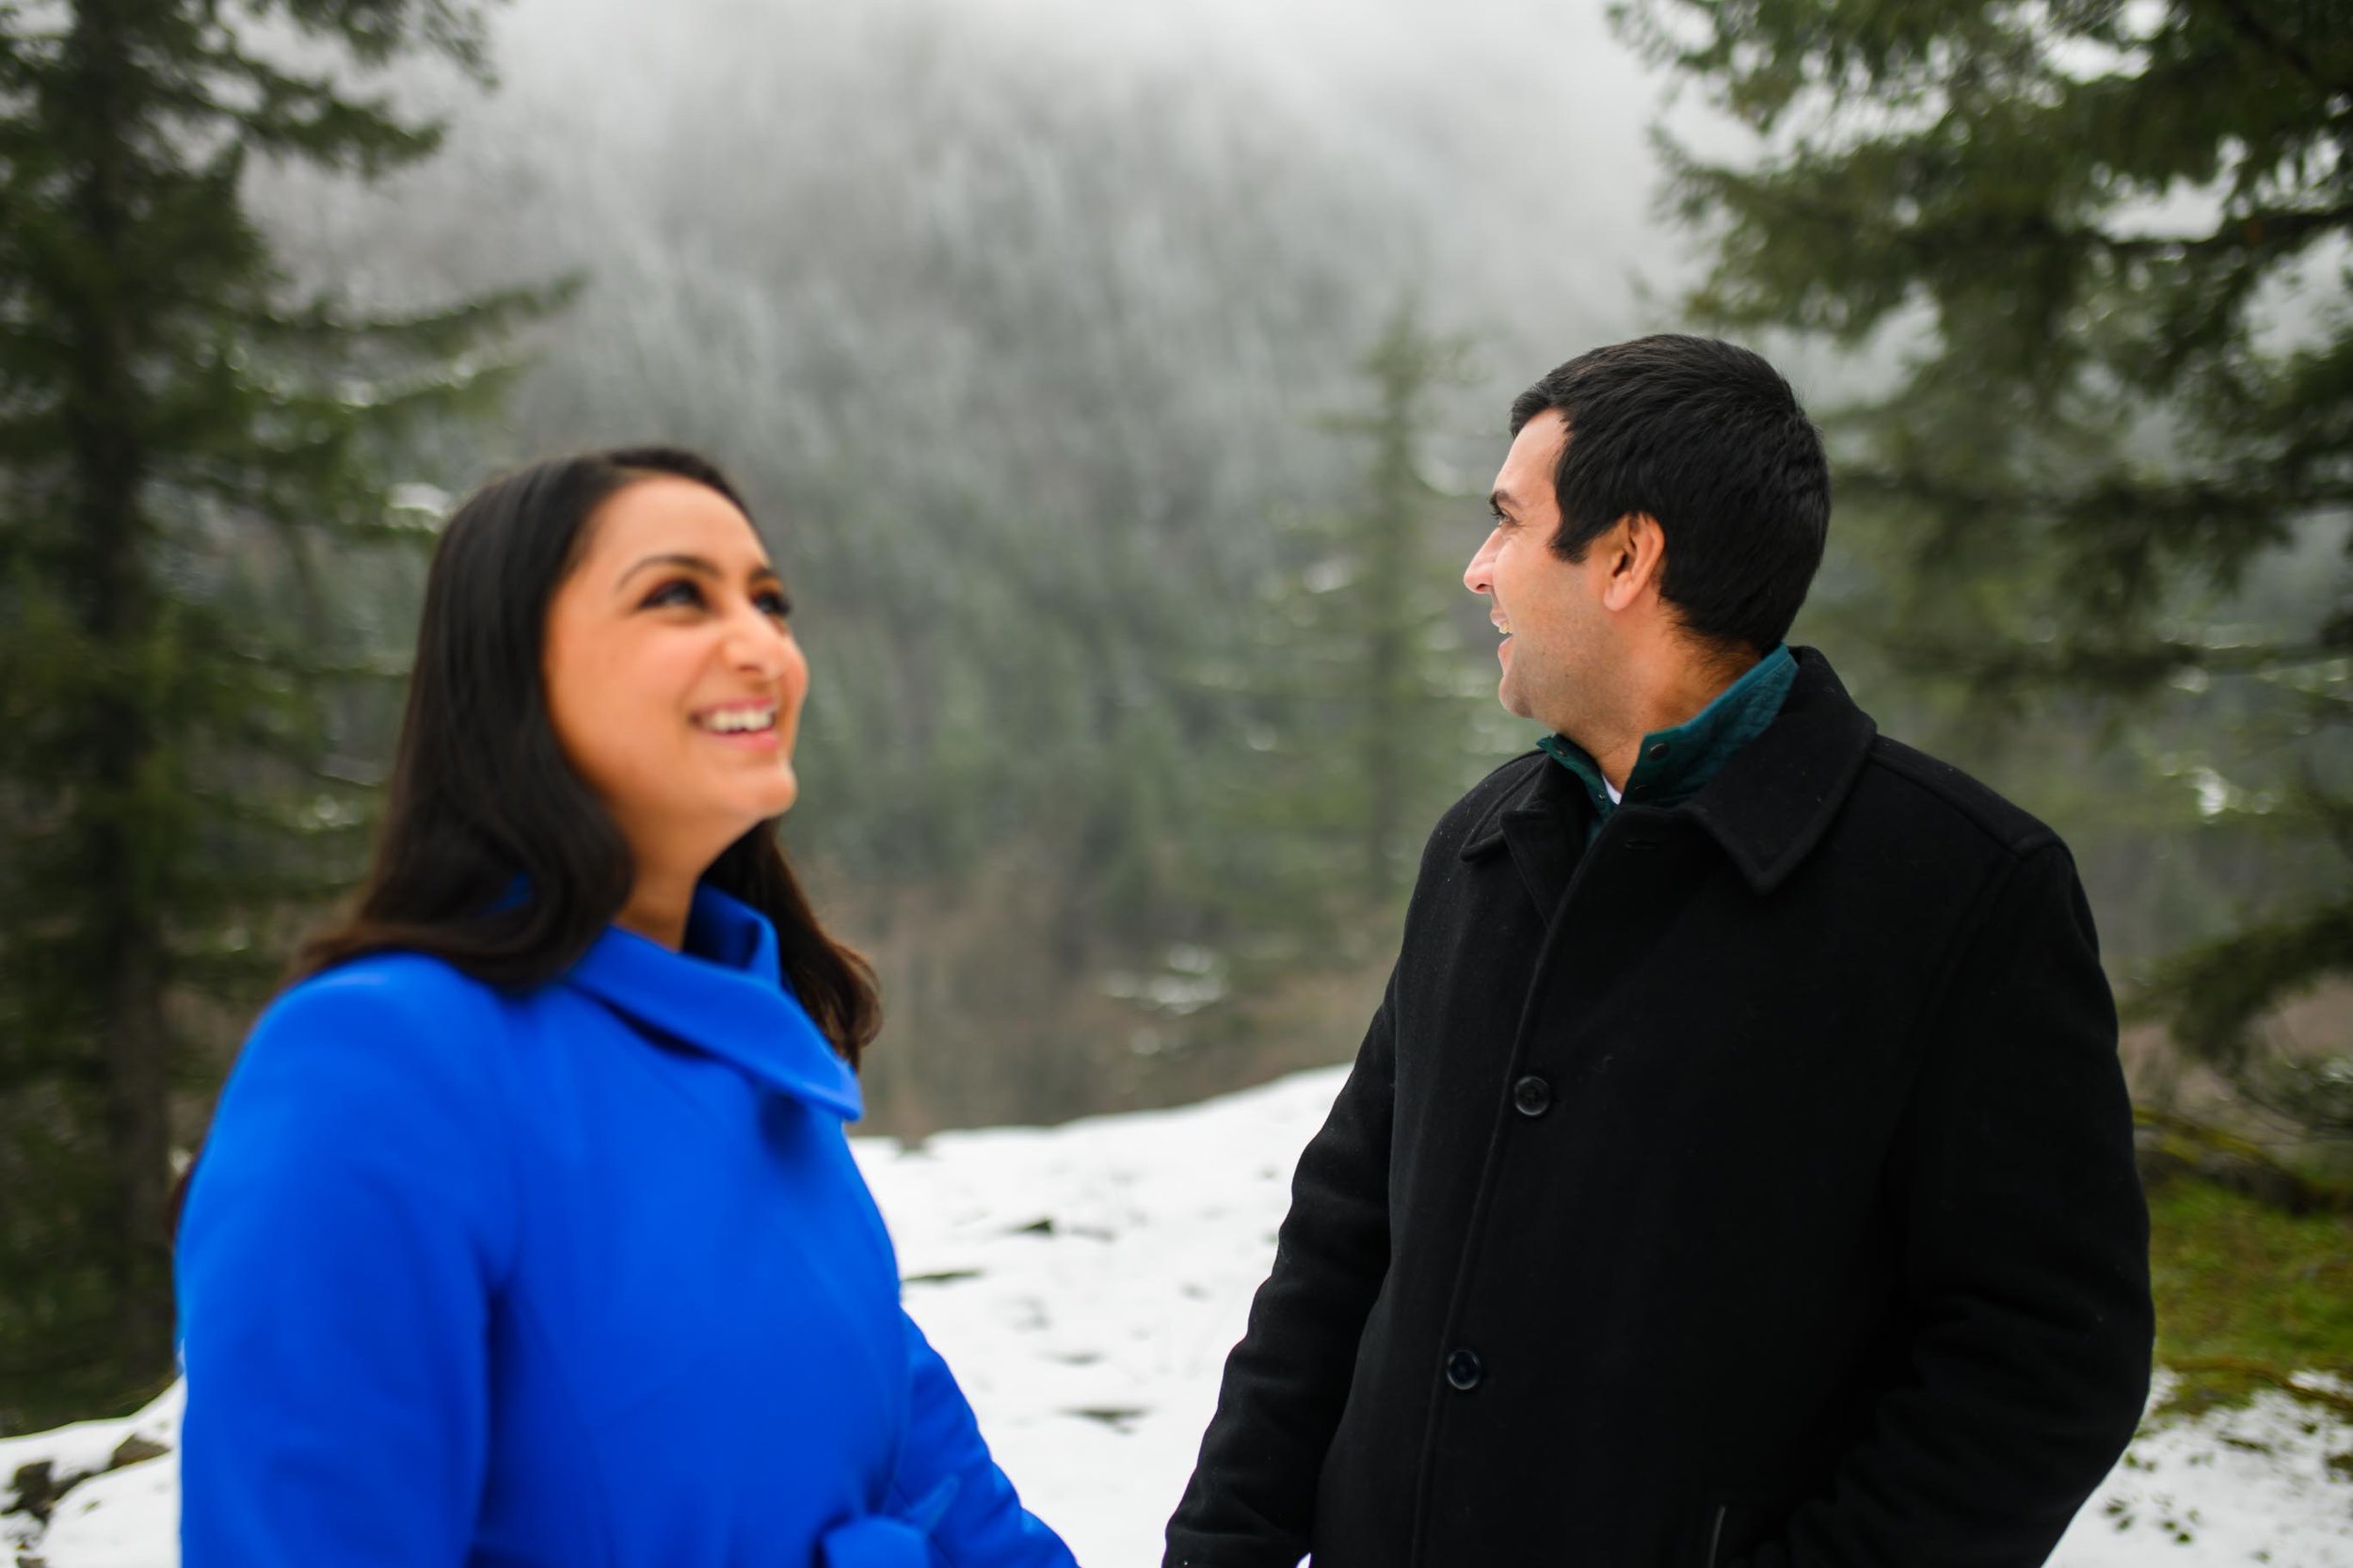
1620, 0, 2353, 1128
0, 0, 550, 1429
1216, 301, 1484, 936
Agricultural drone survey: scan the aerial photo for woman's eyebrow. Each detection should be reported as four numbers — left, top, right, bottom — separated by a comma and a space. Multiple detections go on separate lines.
617, 552, 717, 590
616, 553, 780, 592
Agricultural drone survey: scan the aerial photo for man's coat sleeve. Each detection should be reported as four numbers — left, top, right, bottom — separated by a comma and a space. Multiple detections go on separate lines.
1740, 841, 2153, 1568
1163, 967, 1401, 1568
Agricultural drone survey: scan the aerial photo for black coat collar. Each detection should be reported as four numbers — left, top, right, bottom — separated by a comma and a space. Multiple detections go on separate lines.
1459, 647, 1878, 897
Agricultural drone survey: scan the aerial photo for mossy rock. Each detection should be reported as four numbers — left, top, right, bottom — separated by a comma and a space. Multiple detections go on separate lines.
2134, 1105, 2349, 1215
2158, 1355, 2353, 1421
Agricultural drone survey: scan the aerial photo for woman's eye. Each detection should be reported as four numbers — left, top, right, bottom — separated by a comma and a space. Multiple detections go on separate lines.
757, 590, 792, 621
645, 580, 705, 610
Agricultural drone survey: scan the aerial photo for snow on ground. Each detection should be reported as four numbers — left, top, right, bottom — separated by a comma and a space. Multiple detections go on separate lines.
0, 1381, 181, 1568
2053, 1373, 2353, 1566
5, 1065, 2349, 1566
855, 1068, 1345, 1567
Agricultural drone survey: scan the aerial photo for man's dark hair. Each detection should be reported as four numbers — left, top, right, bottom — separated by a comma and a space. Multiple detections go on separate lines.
1509, 334, 1830, 653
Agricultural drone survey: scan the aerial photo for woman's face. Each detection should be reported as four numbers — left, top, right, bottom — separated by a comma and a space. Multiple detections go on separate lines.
541, 475, 808, 873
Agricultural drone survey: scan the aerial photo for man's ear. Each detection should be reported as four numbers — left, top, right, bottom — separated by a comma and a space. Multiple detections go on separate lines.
1600, 512, 1667, 613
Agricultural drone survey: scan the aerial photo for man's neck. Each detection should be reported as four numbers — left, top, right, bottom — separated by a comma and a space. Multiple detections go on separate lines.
1585, 646, 1763, 791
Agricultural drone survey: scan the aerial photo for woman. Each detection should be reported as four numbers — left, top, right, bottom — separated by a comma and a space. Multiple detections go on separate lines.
176, 449, 1076, 1568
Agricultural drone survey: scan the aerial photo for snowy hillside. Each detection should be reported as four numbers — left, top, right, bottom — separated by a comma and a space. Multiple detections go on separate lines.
7, 1067, 2350, 1566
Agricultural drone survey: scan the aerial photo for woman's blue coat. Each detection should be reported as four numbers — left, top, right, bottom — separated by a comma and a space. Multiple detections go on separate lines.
177, 887, 1077, 1568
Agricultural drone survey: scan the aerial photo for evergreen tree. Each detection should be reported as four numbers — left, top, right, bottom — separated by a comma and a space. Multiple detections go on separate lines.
0, 0, 549, 1429
1619, 0, 2353, 1128
1224, 301, 1483, 936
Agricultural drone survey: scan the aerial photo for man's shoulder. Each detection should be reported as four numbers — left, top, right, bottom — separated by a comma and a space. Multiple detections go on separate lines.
1430, 748, 1550, 845
1851, 733, 2064, 864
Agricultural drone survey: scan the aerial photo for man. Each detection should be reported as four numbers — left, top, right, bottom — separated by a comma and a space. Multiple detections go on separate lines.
1165, 335, 2153, 1568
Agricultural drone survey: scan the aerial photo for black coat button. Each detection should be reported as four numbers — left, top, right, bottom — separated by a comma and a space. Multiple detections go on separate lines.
1512, 1075, 1552, 1117
1445, 1348, 1482, 1391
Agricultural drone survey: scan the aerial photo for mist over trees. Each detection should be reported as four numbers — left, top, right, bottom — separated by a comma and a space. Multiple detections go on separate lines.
9, 0, 2339, 1433
232, 0, 1670, 1133
12, 0, 1654, 1427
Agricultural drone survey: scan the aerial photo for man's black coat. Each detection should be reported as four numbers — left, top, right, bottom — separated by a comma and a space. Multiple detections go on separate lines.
1166, 649, 2153, 1568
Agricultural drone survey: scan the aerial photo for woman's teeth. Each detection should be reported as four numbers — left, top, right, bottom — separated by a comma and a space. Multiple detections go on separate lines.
697, 707, 776, 733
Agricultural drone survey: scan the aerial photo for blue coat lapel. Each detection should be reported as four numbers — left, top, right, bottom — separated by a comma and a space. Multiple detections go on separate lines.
560, 885, 864, 1122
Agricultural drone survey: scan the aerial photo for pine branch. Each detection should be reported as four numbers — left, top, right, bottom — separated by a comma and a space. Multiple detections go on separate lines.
182, 787, 376, 839
219, 639, 407, 684
252, 275, 582, 354
2193, 0, 2347, 99
1875, 631, 2335, 693
270, 0, 495, 81
2128, 897, 2353, 1067
168, 944, 300, 992
2095, 202, 2353, 262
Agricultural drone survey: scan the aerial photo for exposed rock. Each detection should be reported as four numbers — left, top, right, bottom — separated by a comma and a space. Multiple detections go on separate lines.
107, 1434, 169, 1470
8, 1459, 61, 1525
2133, 1107, 2347, 1214
3, 1430, 173, 1534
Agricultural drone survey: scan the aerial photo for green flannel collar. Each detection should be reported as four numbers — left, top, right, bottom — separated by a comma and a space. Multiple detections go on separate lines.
1537, 643, 1798, 837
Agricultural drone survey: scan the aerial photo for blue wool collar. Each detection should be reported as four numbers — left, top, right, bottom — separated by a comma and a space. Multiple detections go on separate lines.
561, 884, 863, 1122
1538, 643, 1798, 829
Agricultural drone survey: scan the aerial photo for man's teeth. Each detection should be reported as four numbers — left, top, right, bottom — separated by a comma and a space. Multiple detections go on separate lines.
699, 708, 776, 733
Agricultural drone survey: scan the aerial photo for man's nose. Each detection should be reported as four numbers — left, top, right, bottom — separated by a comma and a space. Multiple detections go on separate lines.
1464, 534, 1497, 596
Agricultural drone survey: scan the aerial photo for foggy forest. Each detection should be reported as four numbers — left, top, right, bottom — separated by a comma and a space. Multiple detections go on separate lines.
3, 0, 2348, 1560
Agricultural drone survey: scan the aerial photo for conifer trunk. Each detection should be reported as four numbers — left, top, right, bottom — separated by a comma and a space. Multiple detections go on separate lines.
0, 0, 521, 1428
1360, 360, 1418, 903
1363, 491, 1407, 901
61, 0, 176, 1384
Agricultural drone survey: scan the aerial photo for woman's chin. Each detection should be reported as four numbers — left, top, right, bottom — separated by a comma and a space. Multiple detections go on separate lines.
683, 771, 799, 855
755, 768, 799, 820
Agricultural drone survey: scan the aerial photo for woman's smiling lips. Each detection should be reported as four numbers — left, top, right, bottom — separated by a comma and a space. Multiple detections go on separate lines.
692, 700, 780, 749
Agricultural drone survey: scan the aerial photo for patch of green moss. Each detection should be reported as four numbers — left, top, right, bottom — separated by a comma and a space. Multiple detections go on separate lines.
2149, 1176, 2353, 1416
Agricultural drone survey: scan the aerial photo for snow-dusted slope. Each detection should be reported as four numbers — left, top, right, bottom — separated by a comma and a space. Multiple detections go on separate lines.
855, 1068, 1345, 1567
7, 1067, 2349, 1566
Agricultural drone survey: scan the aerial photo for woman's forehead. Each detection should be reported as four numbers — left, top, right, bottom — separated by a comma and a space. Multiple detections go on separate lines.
584, 475, 772, 569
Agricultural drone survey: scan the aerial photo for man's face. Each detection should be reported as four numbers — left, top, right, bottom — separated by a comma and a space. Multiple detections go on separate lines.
1463, 409, 1618, 740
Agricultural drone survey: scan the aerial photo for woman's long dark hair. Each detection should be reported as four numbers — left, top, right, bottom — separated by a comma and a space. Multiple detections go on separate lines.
294, 446, 880, 1064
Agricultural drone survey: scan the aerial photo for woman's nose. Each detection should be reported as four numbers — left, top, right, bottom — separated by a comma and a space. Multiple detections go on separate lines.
726, 611, 792, 676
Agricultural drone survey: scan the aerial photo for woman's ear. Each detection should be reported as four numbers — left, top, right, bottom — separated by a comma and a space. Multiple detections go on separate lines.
1600, 511, 1667, 613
